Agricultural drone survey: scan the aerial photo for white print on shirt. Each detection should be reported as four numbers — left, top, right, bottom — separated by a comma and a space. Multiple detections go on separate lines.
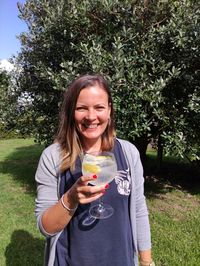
115, 169, 131, 196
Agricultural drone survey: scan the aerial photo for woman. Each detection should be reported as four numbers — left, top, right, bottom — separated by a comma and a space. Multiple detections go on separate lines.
35, 74, 154, 266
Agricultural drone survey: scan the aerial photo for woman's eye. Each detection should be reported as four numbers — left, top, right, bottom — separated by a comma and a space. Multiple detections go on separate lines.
96, 106, 105, 110
76, 107, 86, 111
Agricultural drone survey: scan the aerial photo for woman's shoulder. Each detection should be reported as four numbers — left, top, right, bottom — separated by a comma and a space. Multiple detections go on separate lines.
116, 138, 140, 165
40, 142, 61, 169
42, 142, 61, 156
116, 138, 139, 154
35, 142, 62, 183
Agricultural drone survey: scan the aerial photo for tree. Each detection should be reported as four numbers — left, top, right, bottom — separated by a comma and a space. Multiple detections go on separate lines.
0, 69, 13, 138
14, 0, 200, 166
0, 70, 10, 116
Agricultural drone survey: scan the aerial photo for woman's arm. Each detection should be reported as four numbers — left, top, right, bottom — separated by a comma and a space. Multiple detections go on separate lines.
133, 148, 153, 265
35, 144, 107, 235
139, 250, 153, 265
117, 139, 154, 265
41, 175, 107, 234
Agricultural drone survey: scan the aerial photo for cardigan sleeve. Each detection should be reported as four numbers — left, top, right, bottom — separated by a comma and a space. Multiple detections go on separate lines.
133, 147, 151, 251
35, 143, 61, 237
118, 139, 151, 251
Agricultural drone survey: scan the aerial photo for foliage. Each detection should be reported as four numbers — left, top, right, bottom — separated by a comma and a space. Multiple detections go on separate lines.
13, 0, 200, 161
0, 68, 30, 139
0, 70, 10, 124
0, 70, 16, 139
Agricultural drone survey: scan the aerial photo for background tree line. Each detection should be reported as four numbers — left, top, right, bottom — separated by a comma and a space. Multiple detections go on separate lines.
1, 0, 199, 168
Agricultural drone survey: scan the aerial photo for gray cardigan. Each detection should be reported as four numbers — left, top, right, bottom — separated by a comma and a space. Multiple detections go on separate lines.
35, 139, 151, 266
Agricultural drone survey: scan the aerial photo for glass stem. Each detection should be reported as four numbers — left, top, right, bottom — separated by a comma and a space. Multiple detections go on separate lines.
98, 196, 104, 211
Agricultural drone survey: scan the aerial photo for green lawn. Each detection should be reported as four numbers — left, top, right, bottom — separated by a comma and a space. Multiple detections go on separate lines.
0, 138, 199, 265
0, 138, 45, 266
146, 151, 200, 265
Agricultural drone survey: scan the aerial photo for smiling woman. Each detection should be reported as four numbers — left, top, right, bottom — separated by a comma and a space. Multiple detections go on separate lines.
35, 74, 153, 266
75, 86, 111, 152
56, 74, 115, 173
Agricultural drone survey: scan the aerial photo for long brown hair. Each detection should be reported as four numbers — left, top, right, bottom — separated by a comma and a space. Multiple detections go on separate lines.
55, 74, 116, 172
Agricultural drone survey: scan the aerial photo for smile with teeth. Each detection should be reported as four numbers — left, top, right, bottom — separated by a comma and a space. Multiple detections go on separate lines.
83, 123, 99, 129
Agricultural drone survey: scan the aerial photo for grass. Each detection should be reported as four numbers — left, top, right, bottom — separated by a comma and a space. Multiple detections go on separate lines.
145, 151, 200, 265
0, 139, 199, 265
0, 138, 45, 266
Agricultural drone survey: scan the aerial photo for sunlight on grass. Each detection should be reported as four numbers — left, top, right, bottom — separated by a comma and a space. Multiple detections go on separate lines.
145, 148, 200, 265
0, 138, 45, 266
146, 179, 200, 265
0, 138, 199, 265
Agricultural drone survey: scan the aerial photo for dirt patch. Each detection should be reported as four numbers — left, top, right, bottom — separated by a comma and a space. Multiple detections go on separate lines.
146, 176, 200, 221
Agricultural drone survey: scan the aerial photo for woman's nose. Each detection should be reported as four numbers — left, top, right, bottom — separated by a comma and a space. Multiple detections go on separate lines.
86, 109, 96, 120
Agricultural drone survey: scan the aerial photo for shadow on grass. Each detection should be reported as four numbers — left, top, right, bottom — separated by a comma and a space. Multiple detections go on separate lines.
1, 141, 199, 200
145, 154, 200, 199
0, 144, 44, 195
5, 230, 45, 266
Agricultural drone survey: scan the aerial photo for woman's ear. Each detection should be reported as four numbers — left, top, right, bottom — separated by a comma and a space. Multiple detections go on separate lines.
108, 102, 111, 117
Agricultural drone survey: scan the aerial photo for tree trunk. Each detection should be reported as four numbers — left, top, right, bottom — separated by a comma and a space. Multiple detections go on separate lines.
128, 135, 149, 175
157, 134, 163, 172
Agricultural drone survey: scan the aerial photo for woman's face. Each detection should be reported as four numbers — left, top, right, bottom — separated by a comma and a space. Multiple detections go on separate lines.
74, 84, 111, 149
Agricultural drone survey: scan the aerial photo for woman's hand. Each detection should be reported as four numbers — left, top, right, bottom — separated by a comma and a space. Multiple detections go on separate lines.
139, 250, 153, 266
65, 175, 108, 207
41, 175, 109, 234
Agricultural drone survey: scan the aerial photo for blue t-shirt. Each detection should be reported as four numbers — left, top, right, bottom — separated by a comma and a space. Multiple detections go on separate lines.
55, 139, 134, 266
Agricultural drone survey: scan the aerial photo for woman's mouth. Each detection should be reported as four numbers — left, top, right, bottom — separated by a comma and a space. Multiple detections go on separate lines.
83, 123, 99, 129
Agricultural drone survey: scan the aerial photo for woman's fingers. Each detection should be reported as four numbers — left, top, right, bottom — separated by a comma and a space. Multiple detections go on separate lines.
76, 183, 109, 204
78, 191, 105, 204
67, 175, 109, 204
66, 175, 109, 205
77, 183, 107, 194
76, 174, 97, 186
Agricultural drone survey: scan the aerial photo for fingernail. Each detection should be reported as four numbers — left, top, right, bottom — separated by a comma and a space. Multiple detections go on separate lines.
93, 174, 98, 179
105, 184, 109, 189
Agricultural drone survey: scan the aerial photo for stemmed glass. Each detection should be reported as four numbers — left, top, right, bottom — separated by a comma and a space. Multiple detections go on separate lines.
82, 151, 117, 219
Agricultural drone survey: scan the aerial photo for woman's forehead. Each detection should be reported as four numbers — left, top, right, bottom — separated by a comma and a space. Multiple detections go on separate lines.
77, 85, 108, 100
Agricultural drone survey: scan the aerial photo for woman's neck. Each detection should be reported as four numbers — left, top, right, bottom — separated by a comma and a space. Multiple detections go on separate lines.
82, 139, 102, 153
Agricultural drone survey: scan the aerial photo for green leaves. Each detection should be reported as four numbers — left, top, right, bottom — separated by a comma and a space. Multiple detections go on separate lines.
10, 0, 200, 160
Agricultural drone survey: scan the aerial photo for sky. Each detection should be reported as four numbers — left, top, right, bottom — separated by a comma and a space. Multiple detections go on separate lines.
0, 0, 27, 60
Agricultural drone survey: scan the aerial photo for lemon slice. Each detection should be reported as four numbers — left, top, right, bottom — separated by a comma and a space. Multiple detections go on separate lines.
95, 156, 110, 160
83, 163, 101, 174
